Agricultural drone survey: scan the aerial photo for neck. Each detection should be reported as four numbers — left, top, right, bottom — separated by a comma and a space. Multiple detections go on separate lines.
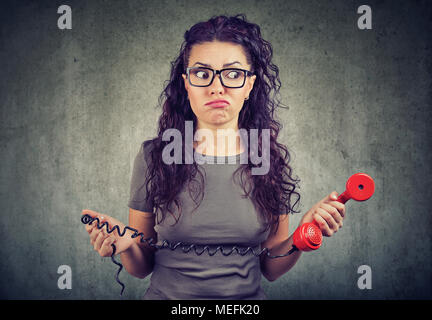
193, 125, 245, 157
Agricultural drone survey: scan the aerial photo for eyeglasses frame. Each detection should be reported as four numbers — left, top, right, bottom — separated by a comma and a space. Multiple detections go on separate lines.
185, 67, 254, 88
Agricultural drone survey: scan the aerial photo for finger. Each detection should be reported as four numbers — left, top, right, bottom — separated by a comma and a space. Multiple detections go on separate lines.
82, 209, 100, 220
320, 203, 343, 225
90, 226, 103, 245
95, 216, 115, 236
99, 221, 116, 239
316, 208, 339, 233
82, 209, 97, 230
85, 223, 94, 233
329, 201, 346, 217
100, 236, 116, 257
97, 217, 108, 231
94, 230, 109, 251
82, 209, 107, 229
313, 213, 333, 236
323, 191, 339, 203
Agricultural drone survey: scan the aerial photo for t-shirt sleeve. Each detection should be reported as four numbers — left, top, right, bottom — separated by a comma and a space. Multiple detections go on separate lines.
127, 141, 155, 214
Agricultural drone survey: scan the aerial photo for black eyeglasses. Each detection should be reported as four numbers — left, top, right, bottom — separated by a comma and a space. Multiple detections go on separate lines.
185, 67, 254, 88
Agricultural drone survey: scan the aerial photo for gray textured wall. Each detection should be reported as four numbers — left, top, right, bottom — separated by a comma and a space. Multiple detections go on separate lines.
1, 0, 431, 300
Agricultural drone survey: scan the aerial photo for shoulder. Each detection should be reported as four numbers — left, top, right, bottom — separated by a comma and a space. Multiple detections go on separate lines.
140, 138, 156, 153
131, 139, 158, 173
137, 138, 158, 161
142, 138, 156, 151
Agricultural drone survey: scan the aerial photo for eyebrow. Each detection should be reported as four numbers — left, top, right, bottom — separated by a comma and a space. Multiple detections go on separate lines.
192, 61, 243, 68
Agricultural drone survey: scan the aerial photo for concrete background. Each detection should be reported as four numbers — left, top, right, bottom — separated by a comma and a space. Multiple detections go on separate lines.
0, 0, 431, 300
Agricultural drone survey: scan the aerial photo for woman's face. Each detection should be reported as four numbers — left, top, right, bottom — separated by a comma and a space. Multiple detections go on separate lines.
182, 41, 256, 131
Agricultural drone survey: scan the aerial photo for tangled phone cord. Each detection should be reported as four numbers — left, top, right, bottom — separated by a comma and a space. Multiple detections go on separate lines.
81, 214, 298, 295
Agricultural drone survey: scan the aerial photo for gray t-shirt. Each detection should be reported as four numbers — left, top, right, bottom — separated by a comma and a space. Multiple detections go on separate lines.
128, 140, 271, 300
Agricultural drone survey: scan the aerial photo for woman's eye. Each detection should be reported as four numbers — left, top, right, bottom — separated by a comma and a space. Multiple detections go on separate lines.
226, 71, 240, 79
195, 71, 209, 79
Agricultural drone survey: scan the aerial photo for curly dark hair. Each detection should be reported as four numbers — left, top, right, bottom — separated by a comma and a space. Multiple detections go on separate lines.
143, 14, 301, 235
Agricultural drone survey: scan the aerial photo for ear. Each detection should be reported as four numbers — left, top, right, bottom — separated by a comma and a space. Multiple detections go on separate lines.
245, 74, 256, 98
182, 74, 189, 91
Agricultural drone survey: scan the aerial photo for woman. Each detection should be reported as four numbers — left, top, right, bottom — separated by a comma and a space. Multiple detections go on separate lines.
81, 14, 345, 299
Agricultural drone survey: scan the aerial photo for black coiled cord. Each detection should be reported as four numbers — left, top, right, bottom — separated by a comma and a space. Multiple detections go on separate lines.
81, 214, 298, 295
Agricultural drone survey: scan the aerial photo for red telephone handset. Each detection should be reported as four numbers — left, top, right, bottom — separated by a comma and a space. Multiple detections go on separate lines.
293, 173, 375, 251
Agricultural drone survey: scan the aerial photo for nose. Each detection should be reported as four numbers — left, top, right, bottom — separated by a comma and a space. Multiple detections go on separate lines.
208, 74, 225, 95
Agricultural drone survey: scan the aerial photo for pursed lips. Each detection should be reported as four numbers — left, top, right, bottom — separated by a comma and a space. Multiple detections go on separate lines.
205, 100, 229, 108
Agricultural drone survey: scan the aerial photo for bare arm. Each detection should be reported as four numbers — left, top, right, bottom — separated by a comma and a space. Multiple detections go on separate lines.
119, 208, 158, 279
260, 214, 303, 282
260, 192, 347, 281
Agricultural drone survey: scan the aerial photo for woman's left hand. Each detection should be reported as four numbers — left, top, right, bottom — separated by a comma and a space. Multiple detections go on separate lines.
299, 191, 346, 237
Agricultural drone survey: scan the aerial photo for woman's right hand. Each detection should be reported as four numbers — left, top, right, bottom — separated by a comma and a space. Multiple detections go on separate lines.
81, 209, 135, 257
